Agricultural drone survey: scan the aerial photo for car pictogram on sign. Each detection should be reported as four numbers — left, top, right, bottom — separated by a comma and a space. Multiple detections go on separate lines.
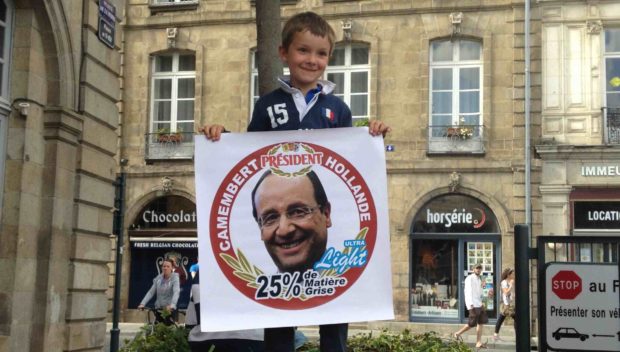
551, 270, 582, 299
552, 327, 589, 341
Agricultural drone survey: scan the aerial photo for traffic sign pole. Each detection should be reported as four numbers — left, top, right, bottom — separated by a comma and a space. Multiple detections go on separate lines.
515, 224, 531, 352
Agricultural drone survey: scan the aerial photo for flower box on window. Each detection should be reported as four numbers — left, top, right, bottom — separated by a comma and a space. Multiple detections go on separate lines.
446, 127, 473, 140
157, 133, 182, 143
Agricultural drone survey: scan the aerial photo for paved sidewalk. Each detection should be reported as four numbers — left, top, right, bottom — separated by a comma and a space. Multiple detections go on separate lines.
105, 322, 525, 351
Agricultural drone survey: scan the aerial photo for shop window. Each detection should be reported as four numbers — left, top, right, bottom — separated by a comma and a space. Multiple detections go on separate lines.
562, 188, 620, 263
411, 194, 500, 322
604, 29, 620, 144
146, 52, 195, 160
250, 42, 371, 124
411, 240, 459, 319
129, 195, 198, 310
428, 38, 484, 154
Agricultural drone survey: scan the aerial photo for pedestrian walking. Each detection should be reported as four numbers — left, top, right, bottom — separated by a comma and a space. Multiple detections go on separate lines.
494, 268, 515, 341
454, 263, 488, 349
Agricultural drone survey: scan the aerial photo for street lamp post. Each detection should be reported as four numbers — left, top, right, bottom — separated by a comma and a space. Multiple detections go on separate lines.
110, 172, 126, 352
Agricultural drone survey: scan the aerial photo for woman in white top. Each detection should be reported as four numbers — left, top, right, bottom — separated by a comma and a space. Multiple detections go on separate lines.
494, 268, 515, 341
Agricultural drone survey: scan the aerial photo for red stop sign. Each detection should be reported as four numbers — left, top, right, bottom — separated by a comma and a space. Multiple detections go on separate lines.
551, 270, 582, 299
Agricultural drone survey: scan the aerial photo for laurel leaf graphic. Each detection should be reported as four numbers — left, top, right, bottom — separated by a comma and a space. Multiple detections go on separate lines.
220, 249, 266, 290
237, 250, 253, 273
301, 144, 314, 153
233, 271, 257, 283
253, 265, 264, 276
220, 253, 243, 272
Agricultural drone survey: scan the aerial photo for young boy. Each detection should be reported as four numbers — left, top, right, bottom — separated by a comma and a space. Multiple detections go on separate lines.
201, 12, 390, 352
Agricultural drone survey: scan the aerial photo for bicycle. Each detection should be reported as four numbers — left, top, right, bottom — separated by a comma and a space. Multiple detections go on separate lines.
141, 307, 179, 331
119, 307, 189, 352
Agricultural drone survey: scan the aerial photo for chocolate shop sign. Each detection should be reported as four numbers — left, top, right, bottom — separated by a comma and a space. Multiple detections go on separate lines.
142, 210, 196, 224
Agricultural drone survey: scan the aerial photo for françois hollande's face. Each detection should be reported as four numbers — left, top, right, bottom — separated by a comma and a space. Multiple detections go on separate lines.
254, 174, 331, 273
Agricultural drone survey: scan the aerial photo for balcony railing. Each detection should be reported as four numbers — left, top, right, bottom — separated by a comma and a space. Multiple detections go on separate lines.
427, 125, 485, 154
605, 107, 620, 144
145, 132, 194, 160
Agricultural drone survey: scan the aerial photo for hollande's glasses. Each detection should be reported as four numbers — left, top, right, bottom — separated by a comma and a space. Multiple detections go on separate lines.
257, 205, 322, 229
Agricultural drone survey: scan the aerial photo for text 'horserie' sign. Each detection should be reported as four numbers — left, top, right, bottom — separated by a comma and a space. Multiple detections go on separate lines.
545, 263, 620, 351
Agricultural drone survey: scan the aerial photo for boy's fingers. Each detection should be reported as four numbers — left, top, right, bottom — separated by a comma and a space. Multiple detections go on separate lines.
368, 120, 391, 136
199, 125, 223, 140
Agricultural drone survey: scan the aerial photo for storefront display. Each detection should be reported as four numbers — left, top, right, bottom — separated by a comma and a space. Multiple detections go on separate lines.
410, 194, 501, 322
411, 240, 458, 318
566, 189, 620, 263
128, 195, 198, 309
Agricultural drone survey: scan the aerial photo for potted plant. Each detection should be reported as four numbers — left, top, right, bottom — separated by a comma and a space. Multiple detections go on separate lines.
157, 127, 183, 143
446, 117, 474, 140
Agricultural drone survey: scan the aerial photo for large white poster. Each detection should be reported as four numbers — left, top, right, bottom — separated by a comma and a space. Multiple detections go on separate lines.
194, 127, 394, 331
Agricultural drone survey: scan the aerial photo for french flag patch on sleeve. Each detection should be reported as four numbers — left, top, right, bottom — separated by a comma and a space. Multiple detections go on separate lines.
323, 107, 335, 122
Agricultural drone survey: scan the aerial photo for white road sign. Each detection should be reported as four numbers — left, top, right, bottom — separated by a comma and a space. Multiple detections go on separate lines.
546, 263, 620, 351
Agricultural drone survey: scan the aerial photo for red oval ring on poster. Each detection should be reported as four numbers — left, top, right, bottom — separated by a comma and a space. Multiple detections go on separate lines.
208, 142, 377, 310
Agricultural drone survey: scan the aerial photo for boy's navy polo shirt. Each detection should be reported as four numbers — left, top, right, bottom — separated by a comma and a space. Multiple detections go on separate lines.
248, 78, 352, 132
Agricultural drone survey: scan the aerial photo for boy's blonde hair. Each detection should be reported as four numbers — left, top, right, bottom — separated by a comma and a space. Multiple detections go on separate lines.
281, 12, 336, 54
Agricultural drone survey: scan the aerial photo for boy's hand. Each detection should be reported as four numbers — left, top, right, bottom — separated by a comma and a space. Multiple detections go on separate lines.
368, 120, 391, 137
199, 124, 226, 141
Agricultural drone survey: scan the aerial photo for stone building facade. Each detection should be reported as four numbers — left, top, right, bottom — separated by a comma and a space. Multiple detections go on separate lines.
0, 0, 124, 351
118, 0, 539, 333
536, 2, 620, 264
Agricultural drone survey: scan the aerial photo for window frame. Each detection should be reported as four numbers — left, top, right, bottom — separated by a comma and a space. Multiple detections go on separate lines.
604, 29, 620, 108
0, 0, 13, 106
0, 0, 13, 221
603, 28, 620, 144
429, 39, 483, 130
149, 52, 196, 135
326, 42, 371, 122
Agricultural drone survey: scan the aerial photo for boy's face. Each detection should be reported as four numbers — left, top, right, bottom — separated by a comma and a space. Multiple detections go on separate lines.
279, 30, 331, 94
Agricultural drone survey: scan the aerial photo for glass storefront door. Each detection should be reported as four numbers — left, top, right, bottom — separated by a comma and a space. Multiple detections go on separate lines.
463, 241, 498, 320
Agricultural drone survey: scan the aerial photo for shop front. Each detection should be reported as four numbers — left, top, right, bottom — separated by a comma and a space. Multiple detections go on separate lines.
568, 188, 620, 263
409, 194, 501, 323
127, 195, 198, 310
